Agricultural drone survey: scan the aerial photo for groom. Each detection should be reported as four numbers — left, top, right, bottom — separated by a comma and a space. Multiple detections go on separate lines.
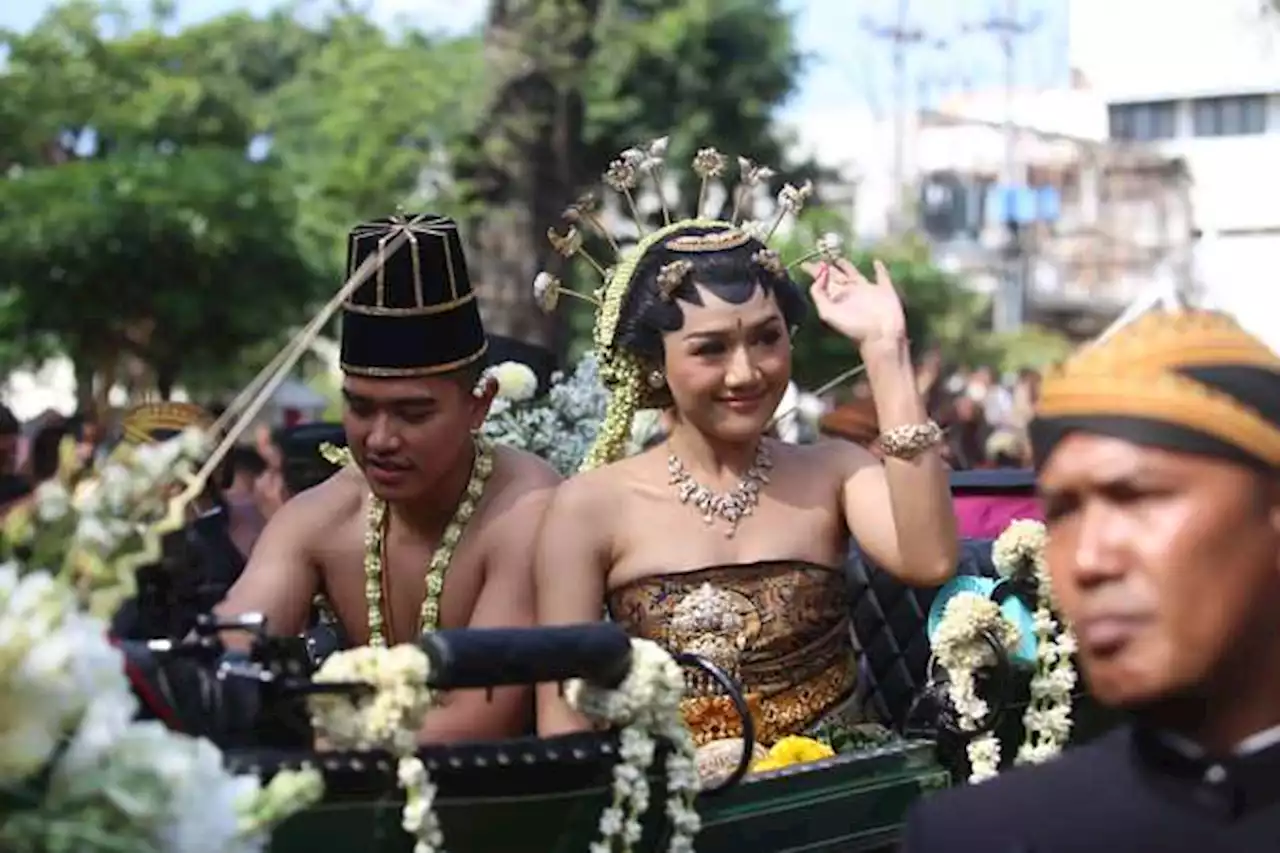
216, 214, 560, 742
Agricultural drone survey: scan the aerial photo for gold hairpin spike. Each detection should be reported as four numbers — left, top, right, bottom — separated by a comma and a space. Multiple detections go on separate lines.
731, 156, 776, 224
692, 148, 727, 218
657, 259, 694, 302
547, 226, 609, 280
642, 137, 672, 226
562, 192, 620, 253
786, 231, 845, 270
604, 151, 647, 236
764, 180, 814, 242
751, 249, 785, 277
532, 271, 602, 314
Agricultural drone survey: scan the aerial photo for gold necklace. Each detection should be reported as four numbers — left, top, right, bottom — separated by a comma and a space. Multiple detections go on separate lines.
363, 437, 495, 647
666, 441, 772, 538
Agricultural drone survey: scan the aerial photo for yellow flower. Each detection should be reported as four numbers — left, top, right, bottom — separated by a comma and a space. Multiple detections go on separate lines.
750, 757, 786, 774
763, 735, 835, 767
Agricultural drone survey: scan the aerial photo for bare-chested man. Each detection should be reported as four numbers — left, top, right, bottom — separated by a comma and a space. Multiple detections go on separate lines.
217, 214, 559, 743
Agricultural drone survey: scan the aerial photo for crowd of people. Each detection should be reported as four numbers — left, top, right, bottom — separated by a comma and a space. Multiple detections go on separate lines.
0, 402, 338, 568
817, 359, 1042, 470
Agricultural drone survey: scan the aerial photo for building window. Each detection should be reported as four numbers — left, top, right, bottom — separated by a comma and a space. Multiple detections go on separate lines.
1192, 95, 1267, 137
1108, 101, 1178, 141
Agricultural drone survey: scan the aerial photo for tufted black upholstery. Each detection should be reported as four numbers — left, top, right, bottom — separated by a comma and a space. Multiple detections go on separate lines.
848, 468, 1040, 729
847, 539, 998, 728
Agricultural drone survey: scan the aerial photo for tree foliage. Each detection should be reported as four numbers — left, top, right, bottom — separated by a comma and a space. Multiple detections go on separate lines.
0, 0, 826, 405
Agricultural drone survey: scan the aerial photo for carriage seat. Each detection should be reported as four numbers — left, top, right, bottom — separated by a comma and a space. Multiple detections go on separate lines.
846, 468, 1042, 730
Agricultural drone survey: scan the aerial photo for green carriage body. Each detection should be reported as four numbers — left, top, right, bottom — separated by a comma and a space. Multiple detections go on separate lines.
254, 737, 947, 853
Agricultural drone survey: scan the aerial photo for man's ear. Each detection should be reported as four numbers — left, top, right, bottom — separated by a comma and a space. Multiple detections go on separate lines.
468, 373, 497, 431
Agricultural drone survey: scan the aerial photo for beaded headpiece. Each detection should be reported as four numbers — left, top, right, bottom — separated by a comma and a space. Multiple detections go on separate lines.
120, 402, 213, 445
1031, 309, 1280, 470
533, 138, 844, 471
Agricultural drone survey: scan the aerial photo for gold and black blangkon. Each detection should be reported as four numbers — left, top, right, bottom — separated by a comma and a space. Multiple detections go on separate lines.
339, 214, 488, 378
1031, 309, 1280, 470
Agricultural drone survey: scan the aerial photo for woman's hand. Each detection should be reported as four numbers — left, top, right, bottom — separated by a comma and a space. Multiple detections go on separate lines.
802, 258, 907, 347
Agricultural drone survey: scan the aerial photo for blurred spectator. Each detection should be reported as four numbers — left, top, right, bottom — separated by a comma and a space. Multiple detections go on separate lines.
219, 446, 268, 561
985, 429, 1029, 468
1010, 368, 1041, 432
937, 394, 991, 470
27, 419, 71, 484
0, 405, 31, 515
819, 399, 879, 450
966, 366, 1013, 428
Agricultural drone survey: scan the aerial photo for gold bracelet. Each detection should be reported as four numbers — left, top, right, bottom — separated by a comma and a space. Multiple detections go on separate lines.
875, 420, 944, 461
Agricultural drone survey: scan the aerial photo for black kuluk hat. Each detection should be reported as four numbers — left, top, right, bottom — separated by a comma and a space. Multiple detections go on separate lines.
340, 213, 488, 377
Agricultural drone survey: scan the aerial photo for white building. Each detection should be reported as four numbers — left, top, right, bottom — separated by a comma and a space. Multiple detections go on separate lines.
1069, 0, 1280, 346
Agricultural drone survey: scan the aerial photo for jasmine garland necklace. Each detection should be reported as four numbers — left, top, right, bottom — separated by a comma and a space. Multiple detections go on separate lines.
363, 436, 495, 647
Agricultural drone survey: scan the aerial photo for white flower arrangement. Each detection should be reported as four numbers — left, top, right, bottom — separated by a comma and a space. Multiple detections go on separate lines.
482, 353, 616, 476
997, 520, 1079, 768
307, 643, 443, 852
567, 638, 701, 853
0, 430, 323, 853
930, 518, 1078, 783
306, 637, 699, 853
931, 592, 1021, 782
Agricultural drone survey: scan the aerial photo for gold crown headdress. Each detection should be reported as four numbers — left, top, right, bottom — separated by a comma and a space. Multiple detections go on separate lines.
533, 138, 844, 471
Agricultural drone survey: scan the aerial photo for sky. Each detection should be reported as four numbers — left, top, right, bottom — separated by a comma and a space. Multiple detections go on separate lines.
1, 0, 1071, 151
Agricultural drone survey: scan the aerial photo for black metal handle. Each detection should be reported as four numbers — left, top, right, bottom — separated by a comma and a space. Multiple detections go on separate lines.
902, 627, 1014, 739
673, 652, 755, 795
422, 624, 634, 690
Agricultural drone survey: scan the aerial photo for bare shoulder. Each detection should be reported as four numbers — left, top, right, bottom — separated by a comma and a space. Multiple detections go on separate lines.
545, 449, 643, 521
790, 436, 879, 476
485, 445, 561, 518
266, 465, 365, 545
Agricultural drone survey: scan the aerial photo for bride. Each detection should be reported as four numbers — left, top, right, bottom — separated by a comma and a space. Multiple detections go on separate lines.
533, 142, 958, 755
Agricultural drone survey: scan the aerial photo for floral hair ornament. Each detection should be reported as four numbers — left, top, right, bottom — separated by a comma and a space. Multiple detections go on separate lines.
530, 138, 842, 471
656, 259, 694, 302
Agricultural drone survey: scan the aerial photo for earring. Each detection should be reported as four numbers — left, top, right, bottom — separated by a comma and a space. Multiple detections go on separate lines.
472, 373, 492, 399
647, 369, 666, 389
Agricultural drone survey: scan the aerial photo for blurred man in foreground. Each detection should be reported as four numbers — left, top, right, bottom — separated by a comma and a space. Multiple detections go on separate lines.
903, 309, 1280, 851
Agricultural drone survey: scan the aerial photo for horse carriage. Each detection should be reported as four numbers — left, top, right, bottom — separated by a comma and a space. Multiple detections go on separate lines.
110, 468, 1107, 853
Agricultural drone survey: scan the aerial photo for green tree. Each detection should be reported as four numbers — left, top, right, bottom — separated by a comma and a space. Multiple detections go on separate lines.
0, 2, 324, 407
455, 0, 818, 354
0, 149, 320, 405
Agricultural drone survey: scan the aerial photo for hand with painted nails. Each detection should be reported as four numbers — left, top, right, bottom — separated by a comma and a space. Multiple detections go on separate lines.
800, 258, 907, 346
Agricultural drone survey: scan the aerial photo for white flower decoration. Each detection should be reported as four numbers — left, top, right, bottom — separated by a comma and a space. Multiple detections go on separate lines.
486, 361, 538, 403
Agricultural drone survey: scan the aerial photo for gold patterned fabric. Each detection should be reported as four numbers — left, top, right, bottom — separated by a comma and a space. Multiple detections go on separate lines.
1032, 309, 1280, 470
606, 561, 858, 747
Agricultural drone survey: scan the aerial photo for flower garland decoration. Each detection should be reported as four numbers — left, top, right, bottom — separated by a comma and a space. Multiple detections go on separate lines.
308, 643, 443, 852
931, 592, 1022, 782
0, 429, 324, 853
992, 520, 1079, 767
930, 518, 1080, 783
319, 437, 495, 647
566, 638, 701, 853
